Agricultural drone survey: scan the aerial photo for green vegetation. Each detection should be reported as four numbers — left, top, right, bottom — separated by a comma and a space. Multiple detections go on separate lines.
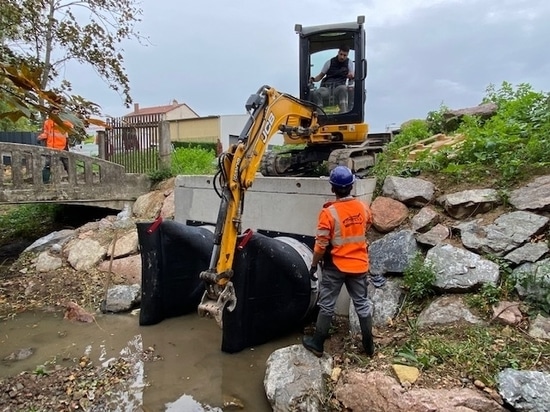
33, 365, 50, 376
515, 268, 550, 316
170, 146, 217, 175
402, 253, 436, 302
146, 146, 217, 183
392, 324, 548, 386
465, 257, 516, 316
1, 0, 142, 124
372, 81, 550, 188
0, 204, 61, 246
356, 83, 550, 391
0, 100, 38, 132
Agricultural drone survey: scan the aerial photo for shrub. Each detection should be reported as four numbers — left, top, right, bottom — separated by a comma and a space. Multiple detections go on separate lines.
372, 81, 550, 188
170, 146, 216, 176
0, 204, 61, 245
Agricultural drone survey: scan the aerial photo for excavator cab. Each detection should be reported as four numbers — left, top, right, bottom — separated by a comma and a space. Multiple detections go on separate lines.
259, 16, 378, 176
296, 16, 366, 126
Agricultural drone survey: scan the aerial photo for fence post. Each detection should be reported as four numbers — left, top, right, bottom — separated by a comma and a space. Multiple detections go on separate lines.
97, 130, 106, 160
158, 121, 172, 170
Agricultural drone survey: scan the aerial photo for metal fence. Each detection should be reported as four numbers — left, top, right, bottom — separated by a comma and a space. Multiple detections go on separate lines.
103, 115, 162, 173
0, 132, 40, 166
0, 131, 39, 145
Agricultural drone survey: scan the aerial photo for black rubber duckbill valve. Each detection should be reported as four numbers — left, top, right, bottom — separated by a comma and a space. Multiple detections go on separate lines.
136, 221, 213, 326
221, 232, 315, 353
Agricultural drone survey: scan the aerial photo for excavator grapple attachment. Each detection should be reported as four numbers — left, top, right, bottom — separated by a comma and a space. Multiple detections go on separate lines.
197, 281, 237, 327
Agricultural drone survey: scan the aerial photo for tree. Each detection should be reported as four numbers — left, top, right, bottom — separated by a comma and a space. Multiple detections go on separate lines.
0, 99, 36, 132
0, 61, 104, 131
0, 0, 142, 130
2, 0, 142, 107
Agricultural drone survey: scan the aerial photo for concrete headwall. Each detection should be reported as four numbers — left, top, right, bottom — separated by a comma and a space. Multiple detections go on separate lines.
174, 175, 377, 316
174, 175, 376, 236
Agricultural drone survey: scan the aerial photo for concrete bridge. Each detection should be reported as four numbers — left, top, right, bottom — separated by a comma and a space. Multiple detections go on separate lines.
0, 143, 151, 210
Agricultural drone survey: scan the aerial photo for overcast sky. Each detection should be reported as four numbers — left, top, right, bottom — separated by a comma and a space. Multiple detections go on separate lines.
66, 0, 550, 133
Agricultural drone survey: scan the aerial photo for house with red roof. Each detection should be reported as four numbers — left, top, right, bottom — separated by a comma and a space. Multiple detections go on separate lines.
124, 99, 199, 123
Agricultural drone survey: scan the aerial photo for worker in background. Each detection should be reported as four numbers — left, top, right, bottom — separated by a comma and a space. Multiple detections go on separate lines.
310, 45, 354, 113
37, 108, 72, 182
303, 165, 375, 358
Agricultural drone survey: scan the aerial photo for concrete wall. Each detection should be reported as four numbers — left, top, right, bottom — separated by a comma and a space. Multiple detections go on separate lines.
165, 104, 199, 121
169, 116, 219, 143
174, 175, 376, 316
174, 175, 376, 236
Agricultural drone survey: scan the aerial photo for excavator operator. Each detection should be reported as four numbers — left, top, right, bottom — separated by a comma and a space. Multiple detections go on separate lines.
310, 45, 354, 113
302, 165, 375, 358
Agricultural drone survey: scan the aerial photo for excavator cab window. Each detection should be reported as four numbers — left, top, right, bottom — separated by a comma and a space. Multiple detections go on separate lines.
309, 47, 356, 114
296, 17, 366, 126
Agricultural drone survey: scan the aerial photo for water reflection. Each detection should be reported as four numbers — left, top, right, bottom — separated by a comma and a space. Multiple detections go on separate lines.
165, 394, 221, 412
0, 311, 301, 411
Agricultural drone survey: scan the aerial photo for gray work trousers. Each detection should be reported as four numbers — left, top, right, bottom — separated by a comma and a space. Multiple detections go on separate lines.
317, 267, 373, 318
311, 85, 349, 112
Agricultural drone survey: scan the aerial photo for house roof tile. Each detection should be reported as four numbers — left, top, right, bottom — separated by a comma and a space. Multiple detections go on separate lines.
125, 102, 199, 117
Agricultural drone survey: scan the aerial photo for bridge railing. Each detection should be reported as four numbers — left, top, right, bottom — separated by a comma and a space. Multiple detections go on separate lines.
0, 142, 125, 187
0, 143, 151, 205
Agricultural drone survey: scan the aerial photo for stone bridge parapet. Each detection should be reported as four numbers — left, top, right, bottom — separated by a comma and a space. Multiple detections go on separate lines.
0, 143, 151, 209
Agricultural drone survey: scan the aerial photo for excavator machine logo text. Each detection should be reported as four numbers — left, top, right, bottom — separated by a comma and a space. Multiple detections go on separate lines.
261, 112, 275, 143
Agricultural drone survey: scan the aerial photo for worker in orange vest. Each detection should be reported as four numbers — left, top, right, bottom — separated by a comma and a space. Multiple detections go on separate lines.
303, 165, 375, 358
37, 108, 73, 182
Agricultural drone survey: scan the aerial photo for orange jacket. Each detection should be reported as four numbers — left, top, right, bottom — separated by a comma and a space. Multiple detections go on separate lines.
313, 197, 373, 274
38, 118, 72, 150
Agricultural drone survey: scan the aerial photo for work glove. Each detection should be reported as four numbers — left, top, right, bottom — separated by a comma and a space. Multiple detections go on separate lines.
309, 266, 318, 281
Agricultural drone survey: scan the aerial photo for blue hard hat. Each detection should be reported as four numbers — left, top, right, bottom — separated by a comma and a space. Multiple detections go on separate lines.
329, 166, 356, 188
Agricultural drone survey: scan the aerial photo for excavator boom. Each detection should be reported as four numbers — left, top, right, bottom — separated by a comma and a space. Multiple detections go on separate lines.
197, 86, 320, 324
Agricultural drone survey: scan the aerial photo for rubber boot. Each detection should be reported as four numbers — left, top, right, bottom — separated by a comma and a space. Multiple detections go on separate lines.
302, 314, 332, 357
359, 315, 375, 357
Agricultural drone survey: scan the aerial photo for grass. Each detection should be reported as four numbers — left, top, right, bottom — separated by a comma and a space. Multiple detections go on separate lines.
391, 324, 549, 386
403, 253, 436, 302
148, 145, 217, 183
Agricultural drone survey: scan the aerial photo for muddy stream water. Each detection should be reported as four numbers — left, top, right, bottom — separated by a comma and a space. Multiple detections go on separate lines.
1, 310, 302, 411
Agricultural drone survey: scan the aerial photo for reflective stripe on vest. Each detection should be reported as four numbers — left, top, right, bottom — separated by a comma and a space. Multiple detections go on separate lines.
315, 228, 331, 247
327, 205, 366, 246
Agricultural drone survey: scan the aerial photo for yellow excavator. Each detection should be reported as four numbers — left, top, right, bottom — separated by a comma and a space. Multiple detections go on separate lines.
197, 16, 391, 325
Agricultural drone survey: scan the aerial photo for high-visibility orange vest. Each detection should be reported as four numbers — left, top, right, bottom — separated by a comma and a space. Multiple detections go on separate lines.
314, 197, 372, 274
38, 118, 72, 150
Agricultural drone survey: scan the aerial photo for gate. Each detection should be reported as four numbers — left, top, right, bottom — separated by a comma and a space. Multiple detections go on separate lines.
103, 115, 161, 173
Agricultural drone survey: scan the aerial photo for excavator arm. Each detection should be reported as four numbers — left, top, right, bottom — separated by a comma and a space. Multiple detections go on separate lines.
197, 85, 320, 325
